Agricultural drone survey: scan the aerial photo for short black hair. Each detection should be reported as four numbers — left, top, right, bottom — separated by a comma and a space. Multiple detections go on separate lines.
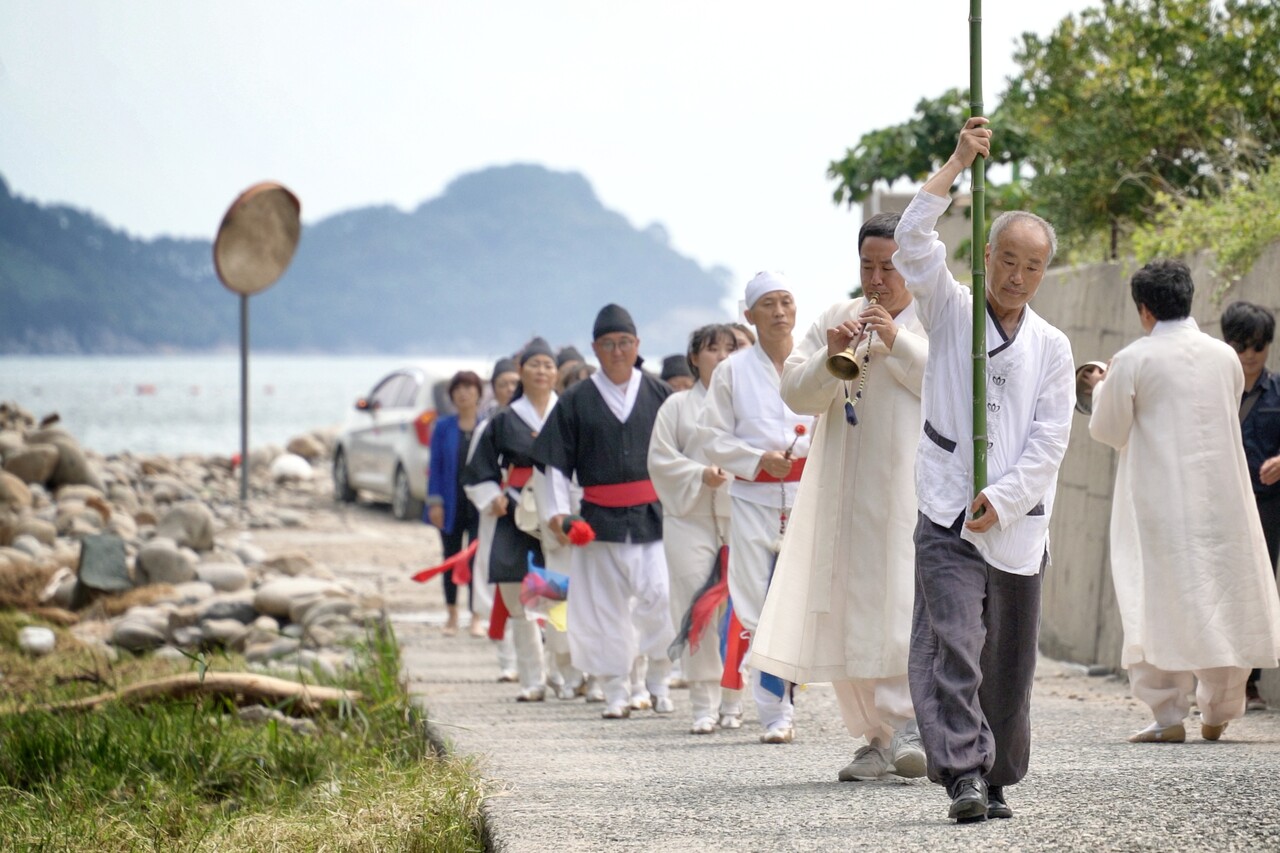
858, 212, 900, 253
1130, 259, 1193, 321
686, 323, 737, 380
1221, 301, 1275, 350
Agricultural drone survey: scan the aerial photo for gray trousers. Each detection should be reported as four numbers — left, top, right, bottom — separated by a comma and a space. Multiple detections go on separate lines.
908, 511, 1042, 797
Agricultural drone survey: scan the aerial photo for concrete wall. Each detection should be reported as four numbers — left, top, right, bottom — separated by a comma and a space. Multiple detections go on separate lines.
1031, 241, 1280, 695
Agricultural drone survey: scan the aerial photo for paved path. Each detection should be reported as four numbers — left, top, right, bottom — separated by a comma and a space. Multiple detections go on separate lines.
398, 615, 1280, 852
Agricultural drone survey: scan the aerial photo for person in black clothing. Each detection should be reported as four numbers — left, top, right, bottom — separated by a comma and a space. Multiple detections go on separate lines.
1221, 301, 1280, 710
531, 304, 676, 719
462, 338, 565, 701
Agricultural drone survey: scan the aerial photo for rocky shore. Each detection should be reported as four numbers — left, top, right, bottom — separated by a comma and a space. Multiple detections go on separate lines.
0, 400, 414, 681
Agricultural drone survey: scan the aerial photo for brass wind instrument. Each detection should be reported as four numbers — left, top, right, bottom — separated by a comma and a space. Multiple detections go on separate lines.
825, 292, 877, 381
825, 293, 877, 426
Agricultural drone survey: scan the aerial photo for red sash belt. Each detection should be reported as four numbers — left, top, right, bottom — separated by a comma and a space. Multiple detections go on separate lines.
582, 479, 659, 507
742, 456, 807, 483
507, 466, 533, 489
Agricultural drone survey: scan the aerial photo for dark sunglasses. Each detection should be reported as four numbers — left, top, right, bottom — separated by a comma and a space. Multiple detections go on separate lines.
1228, 340, 1269, 354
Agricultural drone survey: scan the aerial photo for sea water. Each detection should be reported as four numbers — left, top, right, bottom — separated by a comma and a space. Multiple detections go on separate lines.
0, 354, 492, 456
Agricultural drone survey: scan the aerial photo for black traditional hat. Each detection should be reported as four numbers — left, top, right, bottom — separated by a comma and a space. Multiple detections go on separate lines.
555, 345, 584, 368
490, 357, 517, 386
593, 303, 636, 339
520, 337, 555, 366
661, 354, 693, 381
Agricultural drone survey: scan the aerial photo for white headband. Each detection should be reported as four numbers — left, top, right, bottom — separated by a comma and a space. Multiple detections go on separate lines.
744, 270, 793, 309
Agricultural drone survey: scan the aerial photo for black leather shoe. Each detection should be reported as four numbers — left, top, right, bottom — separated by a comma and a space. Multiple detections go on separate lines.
948, 777, 988, 823
987, 785, 1013, 819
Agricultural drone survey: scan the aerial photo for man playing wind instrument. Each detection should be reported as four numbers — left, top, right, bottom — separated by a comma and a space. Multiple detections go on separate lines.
750, 213, 929, 782
894, 117, 1074, 823
698, 272, 815, 745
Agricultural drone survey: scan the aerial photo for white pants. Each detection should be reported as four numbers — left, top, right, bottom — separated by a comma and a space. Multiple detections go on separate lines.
727, 498, 784, 634
753, 669, 793, 729
567, 540, 674, 682
470, 512, 498, 618
729, 498, 790, 729
689, 681, 744, 721
1129, 661, 1249, 727
498, 582, 545, 691
666, 512, 741, 721
832, 675, 915, 746
665, 513, 730, 682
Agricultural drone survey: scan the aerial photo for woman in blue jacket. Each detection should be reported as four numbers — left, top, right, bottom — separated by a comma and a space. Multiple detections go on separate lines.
427, 370, 484, 636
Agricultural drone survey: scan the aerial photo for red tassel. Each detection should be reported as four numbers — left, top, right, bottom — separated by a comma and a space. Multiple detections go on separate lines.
489, 586, 510, 640
565, 517, 596, 546
721, 609, 748, 691
412, 539, 478, 584
687, 546, 730, 655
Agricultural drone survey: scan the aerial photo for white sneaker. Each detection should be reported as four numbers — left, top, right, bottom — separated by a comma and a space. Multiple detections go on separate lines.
584, 679, 606, 703
629, 693, 653, 711
556, 683, 580, 700
760, 723, 795, 744
602, 703, 631, 719
653, 695, 675, 714
690, 716, 717, 735
718, 713, 743, 730
889, 723, 927, 778
839, 743, 892, 781
497, 670, 519, 683
516, 686, 546, 703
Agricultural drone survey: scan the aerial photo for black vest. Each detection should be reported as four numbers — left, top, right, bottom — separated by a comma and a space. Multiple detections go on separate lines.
532, 373, 670, 543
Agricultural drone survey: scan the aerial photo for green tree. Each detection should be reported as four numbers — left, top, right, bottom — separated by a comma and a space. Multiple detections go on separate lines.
829, 0, 1280, 261
1003, 0, 1280, 258
827, 89, 1030, 206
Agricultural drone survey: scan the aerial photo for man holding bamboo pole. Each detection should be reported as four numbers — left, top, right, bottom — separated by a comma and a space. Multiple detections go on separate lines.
892, 117, 1074, 823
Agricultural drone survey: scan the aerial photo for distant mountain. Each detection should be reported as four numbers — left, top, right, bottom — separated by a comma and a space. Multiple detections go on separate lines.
0, 166, 732, 356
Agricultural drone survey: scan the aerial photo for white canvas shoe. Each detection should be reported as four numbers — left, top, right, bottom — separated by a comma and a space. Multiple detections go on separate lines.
690, 716, 717, 735
516, 686, 545, 703
653, 695, 675, 714
602, 703, 631, 719
718, 713, 743, 730
629, 693, 653, 711
584, 678, 606, 703
759, 723, 795, 744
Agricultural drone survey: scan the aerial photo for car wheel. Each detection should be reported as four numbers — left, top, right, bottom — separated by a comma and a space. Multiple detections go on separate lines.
333, 450, 357, 503
392, 465, 424, 521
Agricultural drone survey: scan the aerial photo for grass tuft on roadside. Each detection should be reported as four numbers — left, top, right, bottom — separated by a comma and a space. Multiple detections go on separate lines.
0, 610, 486, 851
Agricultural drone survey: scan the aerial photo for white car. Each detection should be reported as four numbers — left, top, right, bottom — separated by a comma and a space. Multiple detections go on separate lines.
333, 366, 454, 520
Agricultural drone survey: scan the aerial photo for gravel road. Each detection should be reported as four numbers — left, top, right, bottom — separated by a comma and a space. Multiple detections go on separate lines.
258, 499, 1280, 852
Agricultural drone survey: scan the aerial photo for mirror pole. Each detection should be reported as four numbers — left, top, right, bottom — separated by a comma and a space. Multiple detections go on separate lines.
240, 293, 250, 512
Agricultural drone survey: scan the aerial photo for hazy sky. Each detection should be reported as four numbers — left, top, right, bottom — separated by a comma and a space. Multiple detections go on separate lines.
0, 0, 1095, 330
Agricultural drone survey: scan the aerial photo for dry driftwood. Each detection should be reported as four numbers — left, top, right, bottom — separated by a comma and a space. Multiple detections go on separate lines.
28, 672, 361, 715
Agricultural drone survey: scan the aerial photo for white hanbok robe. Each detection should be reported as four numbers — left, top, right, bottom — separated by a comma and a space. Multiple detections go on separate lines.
648, 381, 732, 683
1090, 317, 1280, 672
698, 343, 815, 633
751, 298, 927, 684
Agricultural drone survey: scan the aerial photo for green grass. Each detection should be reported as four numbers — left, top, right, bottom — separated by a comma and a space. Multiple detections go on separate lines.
0, 611, 486, 851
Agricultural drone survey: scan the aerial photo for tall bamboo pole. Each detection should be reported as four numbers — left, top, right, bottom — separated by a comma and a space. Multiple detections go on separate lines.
969, 0, 988, 506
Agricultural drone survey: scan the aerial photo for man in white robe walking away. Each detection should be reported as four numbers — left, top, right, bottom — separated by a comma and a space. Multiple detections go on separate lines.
750, 213, 929, 781
532, 304, 676, 720
894, 118, 1074, 823
1087, 260, 1280, 744
648, 323, 745, 734
698, 272, 815, 744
